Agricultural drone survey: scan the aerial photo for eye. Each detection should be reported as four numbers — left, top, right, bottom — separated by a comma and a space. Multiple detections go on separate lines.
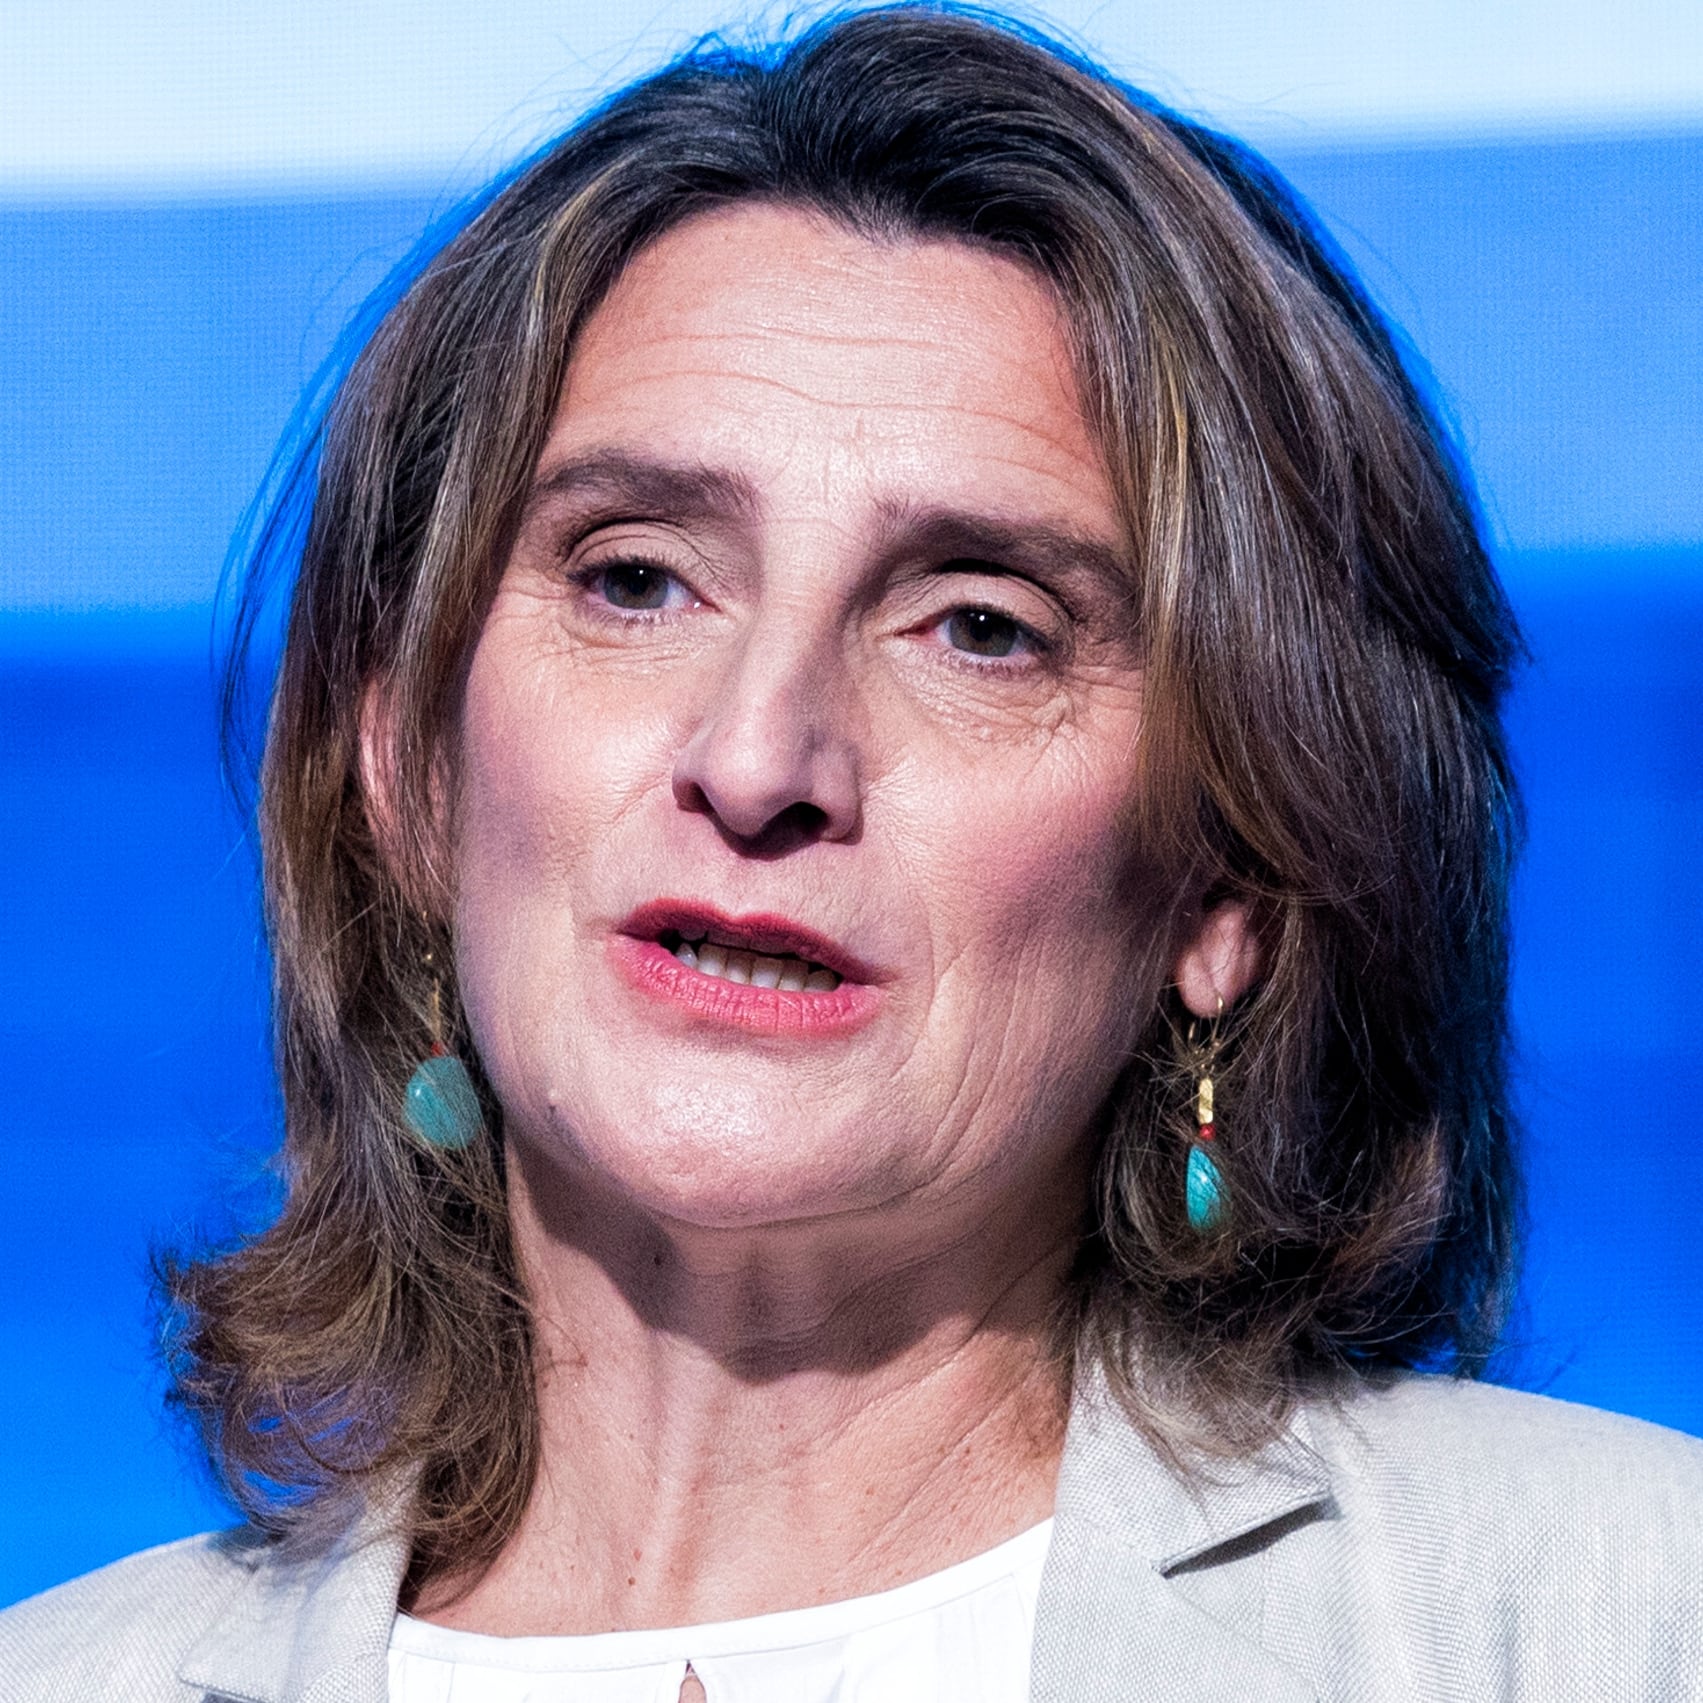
595, 561, 680, 611
941, 606, 1034, 660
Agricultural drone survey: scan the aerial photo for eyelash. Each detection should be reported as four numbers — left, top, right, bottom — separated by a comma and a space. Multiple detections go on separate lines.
567, 556, 1057, 670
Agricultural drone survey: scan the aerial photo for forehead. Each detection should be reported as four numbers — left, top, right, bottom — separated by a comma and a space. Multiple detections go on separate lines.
540, 202, 1118, 533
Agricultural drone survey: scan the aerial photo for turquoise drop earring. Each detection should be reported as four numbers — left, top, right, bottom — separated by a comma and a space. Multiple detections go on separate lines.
403, 952, 483, 1152
1185, 1008, 1226, 1232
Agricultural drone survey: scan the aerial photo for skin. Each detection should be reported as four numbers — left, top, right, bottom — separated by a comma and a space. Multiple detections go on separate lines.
407, 204, 1257, 1654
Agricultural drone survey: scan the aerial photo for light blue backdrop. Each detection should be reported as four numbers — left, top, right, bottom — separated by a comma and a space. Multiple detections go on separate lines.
1, 123, 1699, 1605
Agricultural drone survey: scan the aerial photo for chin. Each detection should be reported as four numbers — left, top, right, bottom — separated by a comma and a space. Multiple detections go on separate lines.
538, 1077, 907, 1233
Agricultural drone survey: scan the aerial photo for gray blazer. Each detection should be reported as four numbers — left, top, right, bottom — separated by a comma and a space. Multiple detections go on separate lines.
5, 1374, 1702, 1701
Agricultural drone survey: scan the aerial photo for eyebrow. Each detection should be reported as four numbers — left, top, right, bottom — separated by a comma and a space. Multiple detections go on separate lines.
874, 501, 1135, 608
520, 450, 759, 526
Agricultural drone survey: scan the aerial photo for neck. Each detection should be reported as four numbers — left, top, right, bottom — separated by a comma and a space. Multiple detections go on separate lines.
412, 1139, 1081, 1635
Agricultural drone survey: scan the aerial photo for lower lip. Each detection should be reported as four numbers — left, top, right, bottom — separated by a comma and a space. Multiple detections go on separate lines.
610, 936, 882, 1036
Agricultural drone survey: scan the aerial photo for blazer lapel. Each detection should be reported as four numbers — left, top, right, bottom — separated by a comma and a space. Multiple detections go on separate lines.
177, 1504, 408, 1703
1031, 1375, 1332, 1702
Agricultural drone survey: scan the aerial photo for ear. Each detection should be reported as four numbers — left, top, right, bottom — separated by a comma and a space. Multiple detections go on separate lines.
358, 677, 405, 868
358, 676, 445, 911
1172, 898, 1263, 1018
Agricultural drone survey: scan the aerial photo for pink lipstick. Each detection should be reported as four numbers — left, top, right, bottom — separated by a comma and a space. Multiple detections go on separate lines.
610, 900, 884, 1036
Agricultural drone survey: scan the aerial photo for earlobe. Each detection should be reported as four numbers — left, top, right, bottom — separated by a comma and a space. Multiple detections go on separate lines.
1173, 899, 1262, 1018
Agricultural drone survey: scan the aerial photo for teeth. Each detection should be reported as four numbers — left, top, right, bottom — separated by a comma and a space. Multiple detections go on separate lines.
667, 935, 842, 992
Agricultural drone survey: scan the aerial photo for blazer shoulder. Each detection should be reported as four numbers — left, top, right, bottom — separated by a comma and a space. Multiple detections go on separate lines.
1311, 1374, 1703, 1573
1318, 1374, 1703, 1494
1278, 1378, 1703, 1698
0, 1529, 264, 1703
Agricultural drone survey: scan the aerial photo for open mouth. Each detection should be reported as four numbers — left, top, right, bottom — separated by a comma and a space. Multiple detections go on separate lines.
614, 902, 879, 1033
659, 929, 842, 993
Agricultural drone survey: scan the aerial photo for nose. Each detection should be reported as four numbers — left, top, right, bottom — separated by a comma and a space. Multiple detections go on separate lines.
670, 631, 862, 852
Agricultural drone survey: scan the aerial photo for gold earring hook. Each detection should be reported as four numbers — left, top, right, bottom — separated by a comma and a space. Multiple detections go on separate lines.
1185, 993, 1226, 1053
422, 945, 446, 1050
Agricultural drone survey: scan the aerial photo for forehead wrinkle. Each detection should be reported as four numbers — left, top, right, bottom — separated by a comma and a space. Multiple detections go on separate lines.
615, 360, 977, 417
625, 317, 985, 358
583, 323, 1065, 420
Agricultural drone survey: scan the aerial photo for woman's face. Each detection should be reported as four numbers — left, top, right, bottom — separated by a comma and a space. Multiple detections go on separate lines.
455, 203, 1165, 1238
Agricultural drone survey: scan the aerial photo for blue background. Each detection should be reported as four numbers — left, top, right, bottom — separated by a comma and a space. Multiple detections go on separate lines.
1, 131, 1699, 1607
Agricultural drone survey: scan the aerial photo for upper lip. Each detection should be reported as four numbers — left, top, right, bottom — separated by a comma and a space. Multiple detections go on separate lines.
621, 900, 884, 984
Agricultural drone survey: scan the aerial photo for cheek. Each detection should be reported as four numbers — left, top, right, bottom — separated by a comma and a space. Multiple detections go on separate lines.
450, 628, 668, 1074
455, 667, 583, 923
456, 622, 674, 888
911, 733, 1166, 1040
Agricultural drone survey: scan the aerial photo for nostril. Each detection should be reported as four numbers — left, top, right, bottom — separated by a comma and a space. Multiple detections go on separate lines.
671, 767, 835, 853
773, 800, 828, 836
721, 799, 831, 858
671, 775, 714, 819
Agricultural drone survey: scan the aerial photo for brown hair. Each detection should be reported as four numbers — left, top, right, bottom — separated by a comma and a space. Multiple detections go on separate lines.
164, 3, 1523, 1584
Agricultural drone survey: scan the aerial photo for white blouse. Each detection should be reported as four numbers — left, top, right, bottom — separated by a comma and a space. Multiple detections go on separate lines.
387, 1519, 1052, 1703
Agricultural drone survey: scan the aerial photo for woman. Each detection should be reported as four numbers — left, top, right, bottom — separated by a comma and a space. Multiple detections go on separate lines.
5, 7, 1699, 1700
